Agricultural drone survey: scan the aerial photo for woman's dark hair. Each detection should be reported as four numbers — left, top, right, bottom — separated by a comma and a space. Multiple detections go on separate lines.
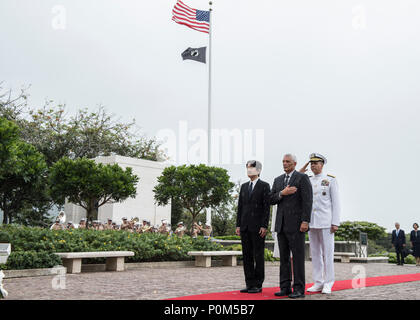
413, 223, 419, 229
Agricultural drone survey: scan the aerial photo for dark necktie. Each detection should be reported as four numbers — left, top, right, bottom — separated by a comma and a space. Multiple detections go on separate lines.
284, 174, 290, 187
248, 182, 253, 198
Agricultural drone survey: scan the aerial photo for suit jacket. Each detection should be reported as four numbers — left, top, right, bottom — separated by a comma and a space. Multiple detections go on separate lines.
236, 179, 271, 232
392, 229, 406, 246
269, 171, 313, 233
410, 230, 420, 244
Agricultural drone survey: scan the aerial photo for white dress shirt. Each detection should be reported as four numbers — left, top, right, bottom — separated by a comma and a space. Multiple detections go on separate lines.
248, 177, 259, 191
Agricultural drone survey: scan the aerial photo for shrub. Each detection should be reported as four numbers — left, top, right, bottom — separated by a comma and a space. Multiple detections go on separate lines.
224, 244, 279, 262
1, 251, 62, 270
388, 252, 416, 264
214, 235, 241, 241
0, 225, 224, 268
0, 231, 11, 243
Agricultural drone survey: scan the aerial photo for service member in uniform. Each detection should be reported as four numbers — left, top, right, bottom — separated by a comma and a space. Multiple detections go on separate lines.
51, 219, 64, 230
120, 217, 131, 231
191, 222, 202, 238
299, 153, 340, 294
66, 221, 75, 230
140, 219, 151, 233
78, 218, 87, 229
202, 223, 212, 239
158, 220, 170, 235
175, 222, 186, 238
104, 218, 113, 230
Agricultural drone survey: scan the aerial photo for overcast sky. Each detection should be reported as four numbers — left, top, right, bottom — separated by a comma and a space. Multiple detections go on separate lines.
1, 0, 420, 232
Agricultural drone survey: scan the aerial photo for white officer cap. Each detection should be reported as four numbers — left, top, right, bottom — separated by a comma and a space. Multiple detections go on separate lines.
309, 153, 327, 164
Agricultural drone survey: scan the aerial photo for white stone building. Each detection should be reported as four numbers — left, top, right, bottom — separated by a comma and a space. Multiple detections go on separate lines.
64, 155, 171, 226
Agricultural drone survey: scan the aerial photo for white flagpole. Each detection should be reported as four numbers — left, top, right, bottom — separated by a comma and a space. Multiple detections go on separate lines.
207, 1, 212, 166
206, 1, 213, 226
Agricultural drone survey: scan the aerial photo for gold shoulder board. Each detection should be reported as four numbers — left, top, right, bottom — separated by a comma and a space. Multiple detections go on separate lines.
327, 174, 336, 178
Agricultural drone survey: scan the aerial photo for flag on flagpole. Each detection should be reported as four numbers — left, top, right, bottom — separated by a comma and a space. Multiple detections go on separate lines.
172, 0, 210, 34
182, 47, 207, 63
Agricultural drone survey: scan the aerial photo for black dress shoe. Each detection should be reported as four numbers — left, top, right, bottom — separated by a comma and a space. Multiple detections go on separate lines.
248, 287, 262, 293
240, 288, 249, 293
274, 288, 292, 297
288, 291, 305, 299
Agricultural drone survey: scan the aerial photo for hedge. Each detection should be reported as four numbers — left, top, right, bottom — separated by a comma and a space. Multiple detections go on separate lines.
0, 224, 224, 269
1, 251, 62, 270
388, 252, 416, 264
225, 244, 279, 262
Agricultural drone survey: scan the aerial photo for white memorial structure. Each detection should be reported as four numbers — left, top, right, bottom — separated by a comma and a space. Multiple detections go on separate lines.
64, 155, 171, 226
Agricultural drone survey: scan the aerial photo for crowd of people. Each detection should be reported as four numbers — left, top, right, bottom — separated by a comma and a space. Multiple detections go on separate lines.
49, 212, 213, 238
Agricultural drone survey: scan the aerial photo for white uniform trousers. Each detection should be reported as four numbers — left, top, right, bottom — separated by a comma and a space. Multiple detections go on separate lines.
309, 228, 335, 289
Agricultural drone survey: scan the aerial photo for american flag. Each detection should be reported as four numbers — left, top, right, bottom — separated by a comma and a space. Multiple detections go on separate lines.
172, 0, 210, 34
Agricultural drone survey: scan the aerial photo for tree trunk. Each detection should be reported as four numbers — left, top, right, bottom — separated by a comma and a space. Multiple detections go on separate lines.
86, 198, 98, 222
2, 206, 9, 224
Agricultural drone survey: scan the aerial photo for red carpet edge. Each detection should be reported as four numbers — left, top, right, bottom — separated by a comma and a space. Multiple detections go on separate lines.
166, 272, 420, 300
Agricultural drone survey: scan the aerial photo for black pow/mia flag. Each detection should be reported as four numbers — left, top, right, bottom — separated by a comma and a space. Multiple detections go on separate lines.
181, 47, 206, 64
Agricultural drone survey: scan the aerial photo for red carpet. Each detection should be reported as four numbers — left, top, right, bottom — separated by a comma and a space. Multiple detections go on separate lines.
167, 273, 420, 300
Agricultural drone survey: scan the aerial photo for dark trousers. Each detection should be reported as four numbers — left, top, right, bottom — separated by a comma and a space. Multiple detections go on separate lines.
240, 230, 265, 288
278, 230, 306, 293
395, 245, 405, 264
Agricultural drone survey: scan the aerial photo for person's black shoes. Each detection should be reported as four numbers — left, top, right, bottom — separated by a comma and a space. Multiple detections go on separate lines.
248, 287, 262, 293
288, 291, 305, 299
240, 288, 249, 293
274, 288, 292, 297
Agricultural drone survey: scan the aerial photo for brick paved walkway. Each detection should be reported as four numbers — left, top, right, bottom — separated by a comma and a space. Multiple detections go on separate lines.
4, 262, 420, 300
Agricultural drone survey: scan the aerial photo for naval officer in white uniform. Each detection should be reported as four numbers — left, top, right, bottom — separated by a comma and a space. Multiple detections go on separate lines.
299, 153, 340, 294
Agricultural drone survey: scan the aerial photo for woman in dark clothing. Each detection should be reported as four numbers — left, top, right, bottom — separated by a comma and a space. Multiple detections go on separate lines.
410, 223, 420, 266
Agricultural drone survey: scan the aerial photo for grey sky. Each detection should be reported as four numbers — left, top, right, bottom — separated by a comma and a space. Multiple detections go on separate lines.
1, 0, 420, 232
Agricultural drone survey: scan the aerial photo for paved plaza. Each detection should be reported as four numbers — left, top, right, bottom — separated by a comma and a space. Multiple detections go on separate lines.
4, 262, 420, 300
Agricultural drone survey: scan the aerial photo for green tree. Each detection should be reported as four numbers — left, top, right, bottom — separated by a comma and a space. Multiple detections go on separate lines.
153, 164, 235, 230
0, 84, 29, 121
335, 221, 387, 242
48, 157, 139, 221
0, 85, 167, 166
0, 118, 48, 224
211, 181, 240, 236
21, 105, 166, 166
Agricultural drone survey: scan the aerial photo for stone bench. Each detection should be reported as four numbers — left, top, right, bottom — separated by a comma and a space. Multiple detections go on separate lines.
187, 251, 242, 268
349, 256, 389, 263
55, 251, 134, 274
334, 252, 356, 263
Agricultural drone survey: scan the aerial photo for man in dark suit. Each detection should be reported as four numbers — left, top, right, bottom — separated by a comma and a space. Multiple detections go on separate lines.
236, 160, 271, 294
269, 154, 313, 298
392, 222, 406, 265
